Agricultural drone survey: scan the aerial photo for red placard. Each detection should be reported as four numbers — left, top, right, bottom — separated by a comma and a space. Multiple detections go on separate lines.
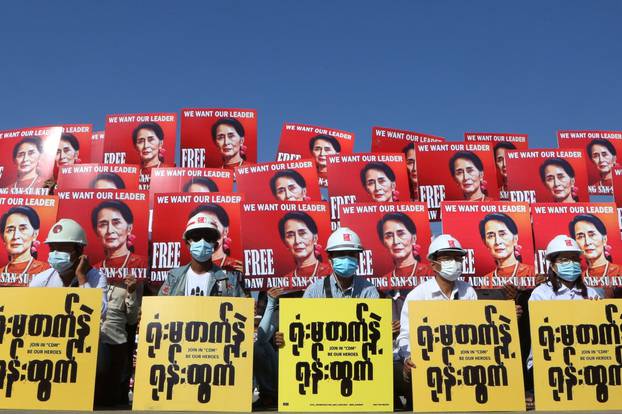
148, 168, 234, 208
57, 190, 149, 281
415, 142, 499, 221
531, 202, 622, 287
235, 159, 321, 202
505, 148, 589, 204
441, 201, 536, 288
557, 130, 622, 195
612, 167, 622, 227
0, 126, 62, 194
326, 153, 410, 229
56, 124, 93, 172
57, 164, 140, 191
151, 192, 243, 285
340, 202, 432, 291
276, 123, 355, 187
91, 130, 105, 163
180, 108, 257, 169
241, 201, 331, 291
0, 195, 58, 286
371, 126, 445, 201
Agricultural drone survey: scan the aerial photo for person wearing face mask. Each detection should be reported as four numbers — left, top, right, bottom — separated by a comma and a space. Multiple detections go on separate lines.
157, 214, 245, 297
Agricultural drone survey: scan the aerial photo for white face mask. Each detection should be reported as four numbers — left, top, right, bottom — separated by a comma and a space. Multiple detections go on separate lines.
434, 259, 462, 281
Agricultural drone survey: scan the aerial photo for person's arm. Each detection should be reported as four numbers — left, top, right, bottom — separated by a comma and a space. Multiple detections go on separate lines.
158, 271, 175, 296
124, 275, 140, 325
395, 292, 414, 360
257, 288, 282, 343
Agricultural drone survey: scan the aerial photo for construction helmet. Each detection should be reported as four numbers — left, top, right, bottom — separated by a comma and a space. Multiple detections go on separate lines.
326, 227, 363, 252
45, 219, 88, 245
183, 213, 220, 240
545, 235, 582, 260
427, 234, 466, 260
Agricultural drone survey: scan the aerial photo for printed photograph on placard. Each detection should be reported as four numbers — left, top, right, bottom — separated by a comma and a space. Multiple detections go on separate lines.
0, 126, 62, 194
241, 201, 331, 291
57, 190, 149, 281
531, 202, 622, 287
557, 130, 622, 195
0, 195, 58, 286
612, 166, 622, 226
415, 142, 499, 221
505, 148, 589, 204
236, 159, 321, 202
148, 167, 234, 208
371, 126, 445, 201
56, 164, 140, 191
150, 192, 243, 285
91, 130, 104, 163
56, 124, 93, 172
180, 108, 257, 169
103, 113, 177, 190
326, 153, 409, 229
276, 123, 355, 187
340, 202, 432, 291
441, 201, 536, 288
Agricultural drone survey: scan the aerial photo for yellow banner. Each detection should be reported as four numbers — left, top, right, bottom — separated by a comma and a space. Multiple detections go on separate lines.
132, 296, 254, 412
0, 288, 101, 411
530, 300, 622, 411
278, 298, 393, 412
409, 300, 525, 412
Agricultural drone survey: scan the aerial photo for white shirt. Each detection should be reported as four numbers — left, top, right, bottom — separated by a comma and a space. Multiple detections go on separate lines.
395, 277, 478, 359
184, 267, 213, 296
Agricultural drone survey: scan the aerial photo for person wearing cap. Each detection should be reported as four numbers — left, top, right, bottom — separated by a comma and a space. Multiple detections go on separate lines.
157, 211, 245, 297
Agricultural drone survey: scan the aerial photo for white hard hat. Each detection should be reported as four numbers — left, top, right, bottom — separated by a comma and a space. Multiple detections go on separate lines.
183, 213, 220, 240
427, 234, 466, 260
545, 234, 582, 260
45, 219, 88, 245
326, 227, 363, 252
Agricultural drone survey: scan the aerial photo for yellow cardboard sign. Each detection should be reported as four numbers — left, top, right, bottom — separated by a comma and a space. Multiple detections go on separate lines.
278, 298, 393, 412
530, 300, 622, 411
409, 300, 525, 412
0, 288, 101, 411
132, 296, 254, 412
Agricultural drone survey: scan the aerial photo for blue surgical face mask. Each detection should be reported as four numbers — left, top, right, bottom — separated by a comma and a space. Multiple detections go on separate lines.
554, 261, 582, 282
189, 239, 214, 262
48, 250, 74, 274
331, 256, 359, 278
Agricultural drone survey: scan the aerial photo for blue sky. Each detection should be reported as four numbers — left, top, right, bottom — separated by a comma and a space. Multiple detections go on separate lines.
1, 0, 621, 162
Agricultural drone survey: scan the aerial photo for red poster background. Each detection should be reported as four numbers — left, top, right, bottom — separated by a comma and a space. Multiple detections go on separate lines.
557, 130, 622, 195
531, 202, 622, 287
441, 201, 536, 288
415, 142, 499, 222
91, 131, 105, 163
0, 195, 58, 286
340, 202, 432, 291
151, 192, 243, 285
276, 123, 355, 187
241, 201, 331, 291
505, 148, 590, 203
57, 190, 149, 281
235, 159, 321, 202
180, 108, 257, 168
57, 164, 140, 191
148, 168, 234, 208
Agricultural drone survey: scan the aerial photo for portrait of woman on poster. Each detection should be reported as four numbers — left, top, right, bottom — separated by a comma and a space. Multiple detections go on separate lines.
211, 118, 247, 169
539, 158, 579, 203
10, 136, 47, 190
187, 204, 242, 272
377, 212, 431, 279
91, 200, 148, 272
569, 213, 621, 278
479, 213, 534, 280
493, 142, 516, 193
308, 134, 341, 179
402, 143, 419, 201
89, 172, 126, 190
182, 177, 219, 193
361, 161, 399, 202
269, 169, 309, 201
586, 138, 617, 188
56, 133, 81, 167
132, 122, 166, 171
278, 211, 331, 279
448, 151, 492, 201
0, 206, 49, 281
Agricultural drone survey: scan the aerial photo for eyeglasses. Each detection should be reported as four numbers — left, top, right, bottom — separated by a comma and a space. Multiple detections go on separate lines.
556, 258, 579, 265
